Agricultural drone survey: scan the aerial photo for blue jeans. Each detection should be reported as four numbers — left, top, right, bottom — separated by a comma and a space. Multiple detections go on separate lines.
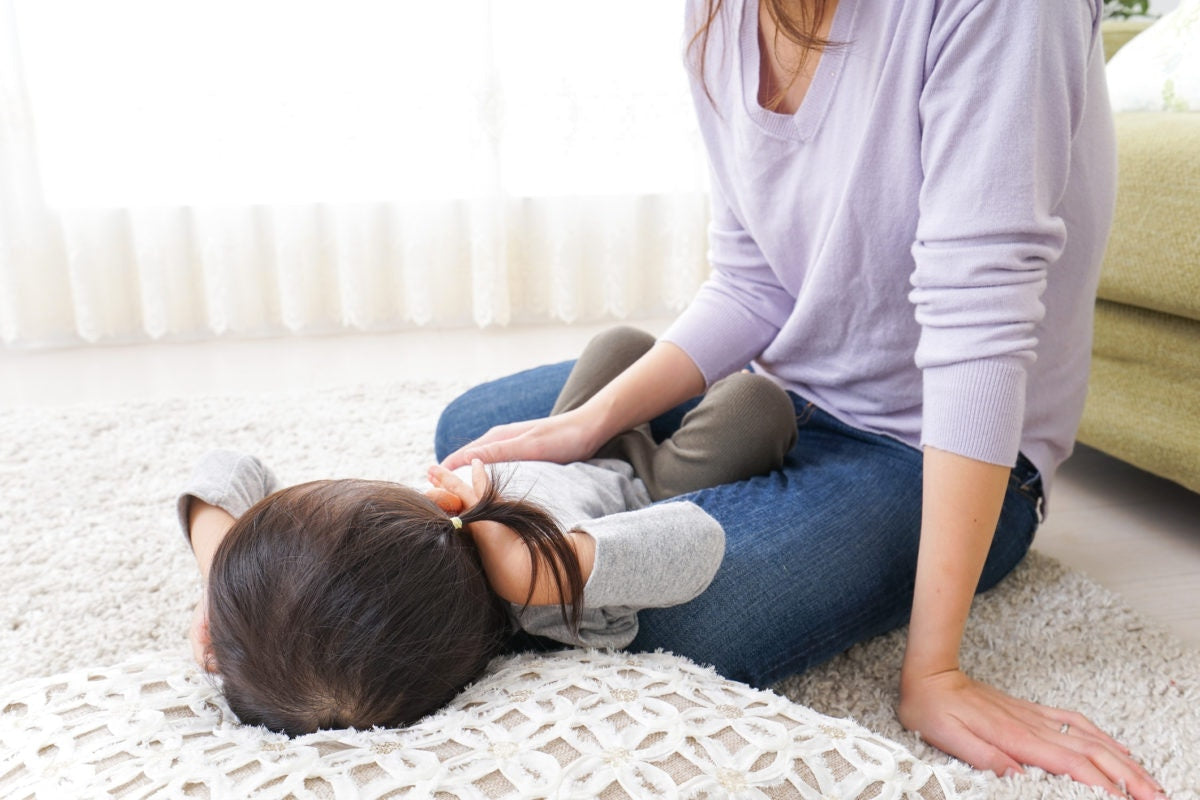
434, 361, 1041, 687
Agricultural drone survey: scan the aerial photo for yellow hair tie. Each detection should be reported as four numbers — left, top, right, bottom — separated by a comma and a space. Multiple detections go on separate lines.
449, 516, 463, 530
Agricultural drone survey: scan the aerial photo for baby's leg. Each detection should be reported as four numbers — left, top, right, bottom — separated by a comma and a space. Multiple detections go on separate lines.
548, 326, 796, 500
550, 326, 657, 416
605, 372, 798, 501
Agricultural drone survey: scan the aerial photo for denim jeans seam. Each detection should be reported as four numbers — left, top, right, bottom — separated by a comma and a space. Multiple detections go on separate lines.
794, 402, 816, 427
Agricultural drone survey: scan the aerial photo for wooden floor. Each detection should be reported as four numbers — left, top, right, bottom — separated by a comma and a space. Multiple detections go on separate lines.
3, 321, 1198, 644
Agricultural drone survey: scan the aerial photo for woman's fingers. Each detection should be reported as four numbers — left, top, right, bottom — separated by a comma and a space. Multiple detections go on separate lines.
990, 696, 1163, 798
1001, 691, 1132, 756
470, 458, 491, 499
442, 409, 604, 470
441, 420, 542, 470
1001, 698, 1159, 794
1045, 708, 1132, 756
1042, 715, 1163, 798
1012, 725, 1162, 799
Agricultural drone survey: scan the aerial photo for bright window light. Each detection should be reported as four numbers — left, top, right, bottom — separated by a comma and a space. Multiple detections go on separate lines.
13, 0, 707, 206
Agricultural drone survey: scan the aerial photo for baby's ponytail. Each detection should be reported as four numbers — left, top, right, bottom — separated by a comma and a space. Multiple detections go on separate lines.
456, 475, 585, 633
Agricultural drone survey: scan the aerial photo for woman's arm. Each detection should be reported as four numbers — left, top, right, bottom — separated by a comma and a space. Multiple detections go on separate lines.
441, 340, 705, 470
901, 448, 1007, 698
902, 0, 1165, 794
898, 448, 1165, 799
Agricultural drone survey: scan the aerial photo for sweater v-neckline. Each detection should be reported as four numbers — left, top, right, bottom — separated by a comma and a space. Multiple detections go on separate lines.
739, 0, 856, 142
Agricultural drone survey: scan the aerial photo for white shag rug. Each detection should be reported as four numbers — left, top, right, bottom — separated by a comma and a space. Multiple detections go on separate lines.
0, 381, 1196, 799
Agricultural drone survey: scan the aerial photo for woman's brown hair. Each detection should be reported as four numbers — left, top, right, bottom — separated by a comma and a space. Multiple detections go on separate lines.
688, 0, 839, 109
206, 476, 584, 736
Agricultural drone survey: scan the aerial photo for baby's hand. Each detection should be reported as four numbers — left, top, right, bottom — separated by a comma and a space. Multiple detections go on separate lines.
426, 459, 490, 512
425, 487, 464, 514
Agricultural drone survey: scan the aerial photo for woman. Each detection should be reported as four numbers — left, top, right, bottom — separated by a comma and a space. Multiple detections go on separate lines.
438, 0, 1166, 796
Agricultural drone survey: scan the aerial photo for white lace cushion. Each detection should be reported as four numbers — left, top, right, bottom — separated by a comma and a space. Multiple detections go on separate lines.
0, 650, 975, 800
1106, 0, 1200, 112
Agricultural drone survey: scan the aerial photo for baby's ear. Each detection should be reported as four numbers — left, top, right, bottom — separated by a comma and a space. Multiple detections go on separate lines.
201, 647, 219, 674
189, 594, 220, 674
425, 487, 465, 514
200, 633, 219, 674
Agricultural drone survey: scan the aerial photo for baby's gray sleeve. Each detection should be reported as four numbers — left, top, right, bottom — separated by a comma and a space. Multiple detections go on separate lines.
512, 501, 725, 649
176, 450, 280, 543
576, 501, 725, 609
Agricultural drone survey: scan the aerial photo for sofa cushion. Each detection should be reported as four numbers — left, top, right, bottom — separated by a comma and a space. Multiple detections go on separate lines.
1097, 113, 1200, 323
1080, 300, 1200, 494
1106, 0, 1200, 111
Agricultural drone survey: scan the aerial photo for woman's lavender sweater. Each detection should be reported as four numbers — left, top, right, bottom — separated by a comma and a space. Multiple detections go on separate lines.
663, 0, 1116, 496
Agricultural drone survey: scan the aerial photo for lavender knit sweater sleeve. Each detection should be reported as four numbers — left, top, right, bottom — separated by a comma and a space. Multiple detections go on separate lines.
663, 0, 1115, 491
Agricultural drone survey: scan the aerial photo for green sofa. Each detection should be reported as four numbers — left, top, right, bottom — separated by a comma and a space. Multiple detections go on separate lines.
1076, 24, 1200, 494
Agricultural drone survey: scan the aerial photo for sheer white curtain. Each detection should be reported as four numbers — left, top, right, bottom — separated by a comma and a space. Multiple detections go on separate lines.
0, 1, 711, 348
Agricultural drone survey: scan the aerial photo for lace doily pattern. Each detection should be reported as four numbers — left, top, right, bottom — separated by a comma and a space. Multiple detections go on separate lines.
1, 650, 977, 799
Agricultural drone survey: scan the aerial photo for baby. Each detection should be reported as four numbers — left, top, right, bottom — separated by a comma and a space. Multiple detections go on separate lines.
179, 327, 797, 735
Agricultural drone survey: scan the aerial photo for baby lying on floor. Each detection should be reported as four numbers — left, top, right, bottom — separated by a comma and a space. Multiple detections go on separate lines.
177, 326, 797, 734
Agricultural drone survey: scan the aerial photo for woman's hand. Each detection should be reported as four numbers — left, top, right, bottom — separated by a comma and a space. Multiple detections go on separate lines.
441, 340, 708, 471
439, 408, 608, 471
898, 669, 1167, 799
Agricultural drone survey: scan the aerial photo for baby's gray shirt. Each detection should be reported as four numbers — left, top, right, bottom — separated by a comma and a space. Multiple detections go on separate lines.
479, 459, 725, 648
178, 450, 725, 649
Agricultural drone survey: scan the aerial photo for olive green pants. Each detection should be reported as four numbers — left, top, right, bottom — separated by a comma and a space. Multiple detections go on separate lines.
550, 326, 798, 501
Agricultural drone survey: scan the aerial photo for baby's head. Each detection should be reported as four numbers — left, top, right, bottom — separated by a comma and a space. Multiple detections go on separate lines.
206, 479, 509, 735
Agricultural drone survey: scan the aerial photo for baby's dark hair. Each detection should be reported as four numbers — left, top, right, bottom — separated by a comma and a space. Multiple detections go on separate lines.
206, 476, 583, 736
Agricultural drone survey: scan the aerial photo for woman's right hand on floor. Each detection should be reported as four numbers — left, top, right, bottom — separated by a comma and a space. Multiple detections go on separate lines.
899, 667, 1168, 799
440, 408, 606, 470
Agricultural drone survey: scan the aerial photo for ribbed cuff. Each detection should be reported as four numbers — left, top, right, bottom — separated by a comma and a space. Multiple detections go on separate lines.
921, 359, 1027, 467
